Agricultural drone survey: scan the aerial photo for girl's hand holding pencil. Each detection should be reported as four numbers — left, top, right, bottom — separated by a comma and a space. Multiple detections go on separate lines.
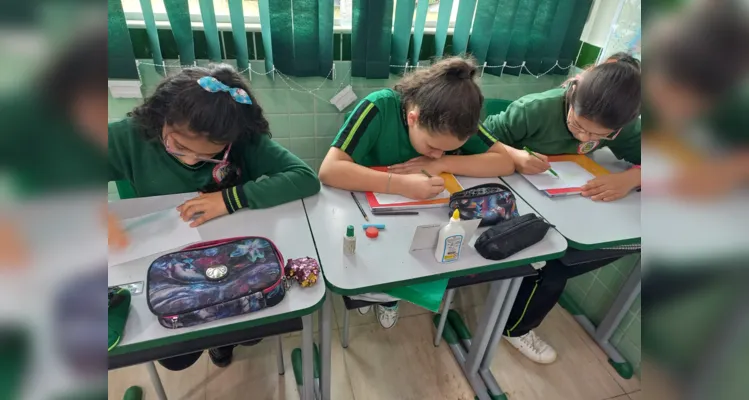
516, 147, 553, 175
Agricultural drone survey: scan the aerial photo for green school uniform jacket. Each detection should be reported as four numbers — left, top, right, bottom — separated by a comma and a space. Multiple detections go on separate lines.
483, 88, 641, 165
329, 89, 497, 308
108, 118, 320, 212
331, 89, 498, 165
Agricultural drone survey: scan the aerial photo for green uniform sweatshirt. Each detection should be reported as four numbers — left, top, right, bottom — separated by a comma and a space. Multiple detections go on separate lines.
483, 88, 641, 165
331, 89, 498, 165
108, 118, 320, 212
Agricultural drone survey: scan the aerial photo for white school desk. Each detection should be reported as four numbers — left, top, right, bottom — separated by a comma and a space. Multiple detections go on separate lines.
303, 177, 568, 400
108, 194, 327, 400
501, 148, 642, 378
501, 148, 641, 250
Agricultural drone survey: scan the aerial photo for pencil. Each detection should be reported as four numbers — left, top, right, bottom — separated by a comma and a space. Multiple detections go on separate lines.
420, 169, 432, 178
523, 146, 559, 178
350, 192, 369, 222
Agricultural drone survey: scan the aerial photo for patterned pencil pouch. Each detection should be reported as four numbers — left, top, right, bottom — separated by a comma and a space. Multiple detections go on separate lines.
146, 236, 286, 329
448, 183, 520, 227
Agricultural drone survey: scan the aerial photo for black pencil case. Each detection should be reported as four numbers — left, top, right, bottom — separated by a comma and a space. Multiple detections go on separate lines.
474, 213, 553, 260
448, 183, 519, 227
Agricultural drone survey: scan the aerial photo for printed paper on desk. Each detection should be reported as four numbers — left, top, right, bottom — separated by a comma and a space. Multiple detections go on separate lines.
108, 209, 202, 267
374, 190, 450, 206
522, 161, 595, 191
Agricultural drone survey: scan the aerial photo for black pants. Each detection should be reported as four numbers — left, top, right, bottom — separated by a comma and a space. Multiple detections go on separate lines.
502, 260, 569, 337
502, 253, 628, 337
157, 345, 235, 371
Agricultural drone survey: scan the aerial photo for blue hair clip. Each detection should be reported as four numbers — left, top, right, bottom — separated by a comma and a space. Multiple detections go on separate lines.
197, 76, 253, 105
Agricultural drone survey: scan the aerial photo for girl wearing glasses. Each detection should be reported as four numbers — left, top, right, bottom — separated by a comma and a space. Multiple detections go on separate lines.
484, 53, 641, 202
108, 65, 320, 370
109, 64, 320, 228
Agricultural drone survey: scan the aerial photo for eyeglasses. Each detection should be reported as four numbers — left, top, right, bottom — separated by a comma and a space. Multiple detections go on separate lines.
567, 107, 622, 141
163, 134, 231, 164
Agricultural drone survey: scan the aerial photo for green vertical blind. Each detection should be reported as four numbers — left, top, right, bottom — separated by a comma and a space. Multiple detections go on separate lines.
108, 0, 140, 79
108, 0, 592, 81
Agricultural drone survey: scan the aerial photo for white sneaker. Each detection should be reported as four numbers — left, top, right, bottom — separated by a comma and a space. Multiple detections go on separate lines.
375, 303, 399, 329
504, 330, 557, 364
357, 306, 371, 315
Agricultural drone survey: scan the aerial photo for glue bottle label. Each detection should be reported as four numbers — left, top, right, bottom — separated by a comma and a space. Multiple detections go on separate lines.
441, 235, 463, 262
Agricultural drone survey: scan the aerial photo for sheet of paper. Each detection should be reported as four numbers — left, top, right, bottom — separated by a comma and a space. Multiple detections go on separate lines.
373, 189, 450, 206
409, 219, 482, 252
108, 209, 202, 267
521, 161, 595, 190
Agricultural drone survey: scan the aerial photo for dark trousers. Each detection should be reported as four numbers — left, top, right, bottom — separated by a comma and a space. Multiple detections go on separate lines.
501, 252, 634, 337
502, 260, 569, 337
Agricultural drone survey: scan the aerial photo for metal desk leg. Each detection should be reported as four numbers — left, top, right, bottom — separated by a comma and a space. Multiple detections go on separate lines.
146, 361, 167, 400
277, 335, 285, 375
302, 314, 315, 400
479, 277, 524, 398
570, 257, 641, 378
319, 290, 332, 400
464, 280, 511, 374
434, 288, 456, 347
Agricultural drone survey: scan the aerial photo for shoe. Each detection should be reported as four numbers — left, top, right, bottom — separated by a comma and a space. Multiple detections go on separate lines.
503, 330, 557, 364
375, 303, 399, 329
208, 346, 234, 368
357, 306, 372, 315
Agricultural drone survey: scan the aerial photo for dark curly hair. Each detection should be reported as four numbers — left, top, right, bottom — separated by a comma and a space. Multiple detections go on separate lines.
127, 64, 270, 192
394, 56, 483, 141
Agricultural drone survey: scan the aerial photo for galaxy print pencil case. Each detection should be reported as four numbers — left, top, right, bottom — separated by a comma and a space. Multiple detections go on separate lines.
146, 237, 286, 329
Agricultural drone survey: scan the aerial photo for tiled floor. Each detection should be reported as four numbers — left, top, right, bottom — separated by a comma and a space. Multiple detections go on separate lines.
108, 284, 641, 400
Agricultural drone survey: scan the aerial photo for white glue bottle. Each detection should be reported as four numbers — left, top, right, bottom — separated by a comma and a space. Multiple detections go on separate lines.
435, 209, 465, 263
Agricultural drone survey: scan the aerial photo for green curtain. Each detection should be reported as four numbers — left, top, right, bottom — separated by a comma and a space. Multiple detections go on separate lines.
257, 0, 274, 73
410, 0, 430, 65
483, 0, 520, 76
556, 0, 593, 74
139, 0, 164, 74
478, 0, 593, 77
228, 0, 250, 71
503, 0, 543, 76
468, 0, 504, 63
163, 0, 195, 65
390, 0, 416, 75
268, 0, 334, 77
108, 0, 139, 79
351, 0, 394, 78
434, 0, 454, 58
539, 0, 575, 74
198, 0, 222, 62
451, 0, 477, 55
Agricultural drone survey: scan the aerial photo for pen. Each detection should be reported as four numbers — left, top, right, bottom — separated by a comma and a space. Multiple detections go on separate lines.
421, 169, 432, 178
523, 146, 559, 178
350, 192, 369, 222
372, 210, 419, 216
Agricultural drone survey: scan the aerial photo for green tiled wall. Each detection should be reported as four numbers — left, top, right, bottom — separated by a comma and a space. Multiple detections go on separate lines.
564, 254, 642, 378
108, 59, 570, 175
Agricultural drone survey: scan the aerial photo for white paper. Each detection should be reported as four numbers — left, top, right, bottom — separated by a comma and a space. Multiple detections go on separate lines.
373, 189, 450, 206
521, 161, 595, 190
409, 219, 482, 252
108, 209, 202, 267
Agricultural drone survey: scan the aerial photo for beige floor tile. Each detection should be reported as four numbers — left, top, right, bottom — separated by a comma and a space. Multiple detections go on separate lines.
627, 391, 643, 400
331, 293, 432, 331
567, 306, 641, 394
450, 283, 490, 309
108, 352, 209, 400
343, 313, 475, 400
487, 306, 627, 400
205, 332, 354, 400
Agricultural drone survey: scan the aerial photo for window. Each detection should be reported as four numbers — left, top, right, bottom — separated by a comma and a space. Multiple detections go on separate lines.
122, 0, 463, 32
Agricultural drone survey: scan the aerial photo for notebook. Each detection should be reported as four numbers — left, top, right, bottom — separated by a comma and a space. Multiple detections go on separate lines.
521, 155, 609, 197
365, 167, 464, 210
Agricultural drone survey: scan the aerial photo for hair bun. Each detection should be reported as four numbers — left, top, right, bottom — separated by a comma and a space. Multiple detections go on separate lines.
443, 59, 477, 80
